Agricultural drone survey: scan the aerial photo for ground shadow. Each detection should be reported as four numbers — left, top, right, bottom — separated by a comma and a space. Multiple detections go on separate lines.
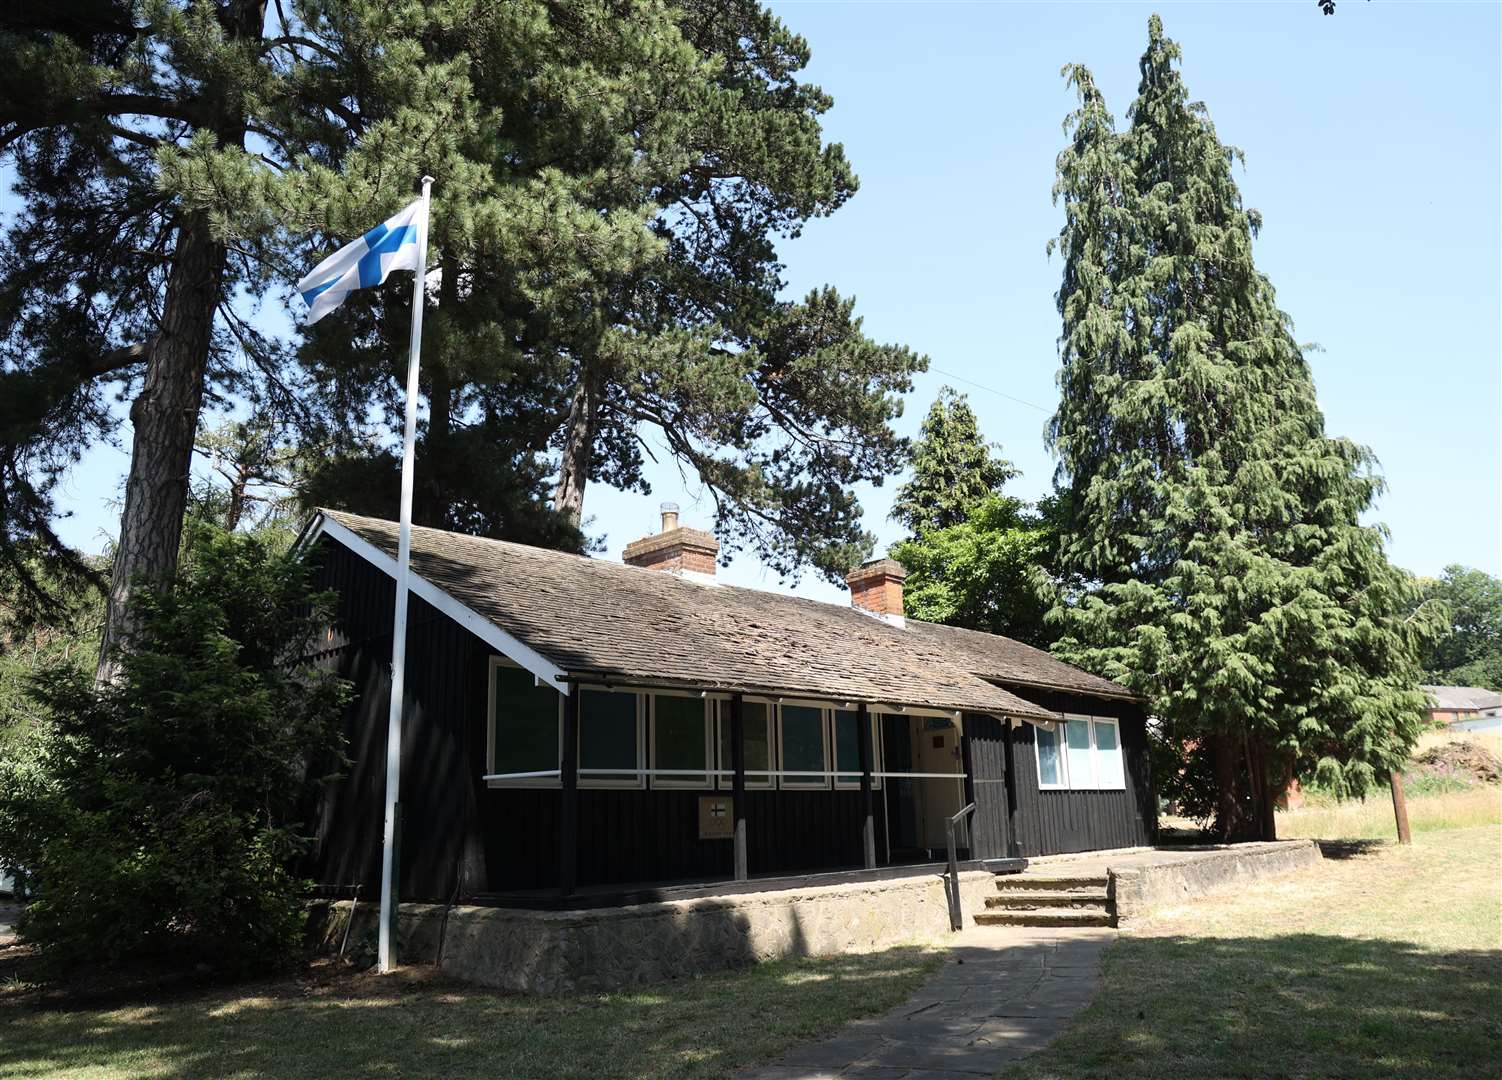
1315, 837, 1388, 860
1001, 932, 1502, 1079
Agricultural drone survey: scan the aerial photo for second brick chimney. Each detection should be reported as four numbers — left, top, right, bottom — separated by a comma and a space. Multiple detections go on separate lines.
623, 503, 720, 581
846, 558, 907, 627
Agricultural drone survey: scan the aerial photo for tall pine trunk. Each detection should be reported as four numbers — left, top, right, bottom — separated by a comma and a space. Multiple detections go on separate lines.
552, 365, 602, 526
94, 0, 264, 683
97, 213, 227, 682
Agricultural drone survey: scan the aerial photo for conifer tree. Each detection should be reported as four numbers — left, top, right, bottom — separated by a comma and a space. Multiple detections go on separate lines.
890, 388, 1017, 536
1049, 16, 1435, 839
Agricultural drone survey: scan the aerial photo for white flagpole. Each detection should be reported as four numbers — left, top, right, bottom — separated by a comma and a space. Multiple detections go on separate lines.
378, 175, 434, 974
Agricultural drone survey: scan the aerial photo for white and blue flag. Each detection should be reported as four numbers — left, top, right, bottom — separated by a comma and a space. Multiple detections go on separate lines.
296, 198, 425, 324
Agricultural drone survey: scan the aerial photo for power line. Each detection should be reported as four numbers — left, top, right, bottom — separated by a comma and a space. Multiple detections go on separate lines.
927, 365, 1052, 414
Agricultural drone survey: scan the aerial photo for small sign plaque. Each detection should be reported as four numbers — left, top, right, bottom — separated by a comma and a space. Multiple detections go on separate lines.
698, 796, 734, 840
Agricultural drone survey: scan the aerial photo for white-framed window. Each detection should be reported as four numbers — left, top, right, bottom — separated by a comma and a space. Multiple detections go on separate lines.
578, 686, 644, 788
650, 692, 712, 788
1034, 714, 1126, 791
715, 699, 775, 790
831, 708, 884, 789
487, 658, 561, 787
777, 703, 829, 788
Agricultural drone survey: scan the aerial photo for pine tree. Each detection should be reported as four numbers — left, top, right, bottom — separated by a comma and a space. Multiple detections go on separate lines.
891, 388, 1017, 536
296, 0, 923, 582
1049, 16, 1436, 839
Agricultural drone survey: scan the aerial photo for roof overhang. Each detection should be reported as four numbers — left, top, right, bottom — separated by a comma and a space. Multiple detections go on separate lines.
299, 512, 572, 695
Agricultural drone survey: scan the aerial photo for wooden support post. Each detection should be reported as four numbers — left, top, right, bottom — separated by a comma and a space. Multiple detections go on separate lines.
1002, 717, 1020, 859
559, 684, 579, 897
858, 702, 876, 869
1389, 768, 1412, 845
959, 717, 976, 858
731, 693, 748, 881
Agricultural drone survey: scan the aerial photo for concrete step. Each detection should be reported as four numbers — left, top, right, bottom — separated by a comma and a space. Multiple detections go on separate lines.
973, 909, 1115, 928
984, 890, 1110, 910
995, 875, 1109, 891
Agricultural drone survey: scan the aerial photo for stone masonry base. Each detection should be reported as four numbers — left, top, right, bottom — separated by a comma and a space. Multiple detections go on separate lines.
315, 870, 996, 995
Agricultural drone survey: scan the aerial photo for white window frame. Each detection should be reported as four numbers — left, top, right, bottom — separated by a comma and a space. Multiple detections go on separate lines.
486, 657, 563, 788
776, 701, 831, 789
714, 698, 776, 790
832, 709, 884, 790
648, 692, 713, 789
1089, 716, 1126, 791
577, 685, 646, 789
1034, 714, 1126, 792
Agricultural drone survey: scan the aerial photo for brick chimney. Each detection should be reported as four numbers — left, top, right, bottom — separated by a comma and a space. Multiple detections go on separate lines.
623, 503, 719, 580
846, 558, 907, 627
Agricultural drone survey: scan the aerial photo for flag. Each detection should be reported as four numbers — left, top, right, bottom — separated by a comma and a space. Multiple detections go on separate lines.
296, 199, 425, 324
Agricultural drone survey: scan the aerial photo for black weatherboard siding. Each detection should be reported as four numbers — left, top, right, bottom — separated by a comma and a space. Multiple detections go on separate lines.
307, 538, 886, 902
305, 532, 1156, 900
974, 688, 1156, 857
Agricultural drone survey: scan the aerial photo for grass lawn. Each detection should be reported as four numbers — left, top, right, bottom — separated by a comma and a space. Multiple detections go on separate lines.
1001, 822, 1502, 1079
0, 943, 940, 1079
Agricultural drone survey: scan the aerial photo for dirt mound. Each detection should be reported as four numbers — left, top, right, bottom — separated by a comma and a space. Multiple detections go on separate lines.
1410, 740, 1502, 785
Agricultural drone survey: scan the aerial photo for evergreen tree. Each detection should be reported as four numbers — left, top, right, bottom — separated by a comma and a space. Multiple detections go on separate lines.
1049, 16, 1436, 839
298, 0, 923, 581
890, 388, 1017, 536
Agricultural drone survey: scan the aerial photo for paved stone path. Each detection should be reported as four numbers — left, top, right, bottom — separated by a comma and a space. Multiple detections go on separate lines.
741, 925, 1114, 1079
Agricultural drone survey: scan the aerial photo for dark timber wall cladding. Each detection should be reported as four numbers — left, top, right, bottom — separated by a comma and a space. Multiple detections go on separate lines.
306, 539, 885, 902
986, 688, 1156, 857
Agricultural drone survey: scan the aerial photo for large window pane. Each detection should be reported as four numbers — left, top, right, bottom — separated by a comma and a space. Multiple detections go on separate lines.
580, 689, 638, 781
1093, 720, 1124, 789
781, 705, 826, 786
1065, 718, 1094, 789
717, 701, 771, 787
833, 709, 861, 784
492, 665, 557, 776
1036, 723, 1062, 787
654, 695, 708, 786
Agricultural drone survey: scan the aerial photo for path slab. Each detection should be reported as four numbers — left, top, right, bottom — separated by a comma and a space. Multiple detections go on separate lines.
738, 926, 1112, 1080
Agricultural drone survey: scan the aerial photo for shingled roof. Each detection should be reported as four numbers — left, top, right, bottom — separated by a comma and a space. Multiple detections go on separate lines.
311, 510, 1057, 720
905, 619, 1136, 701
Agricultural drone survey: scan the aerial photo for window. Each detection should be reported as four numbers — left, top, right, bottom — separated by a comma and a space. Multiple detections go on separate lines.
778, 704, 828, 788
1034, 715, 1126, 791
1035, 722, 1064, 789
716, 700, 774, 789
651, 694, 710, 787
488, 660, 560, 784
1065, 716, 1095, 788
832, 709, 883, 789
578, 687, 642, 787
1092, 718, 1125, 789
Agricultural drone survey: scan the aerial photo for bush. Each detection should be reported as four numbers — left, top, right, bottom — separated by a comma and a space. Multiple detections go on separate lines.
0, 524, 349, 973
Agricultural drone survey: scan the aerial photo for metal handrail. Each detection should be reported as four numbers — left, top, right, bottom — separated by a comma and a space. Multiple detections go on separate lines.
944, 802, 978, 932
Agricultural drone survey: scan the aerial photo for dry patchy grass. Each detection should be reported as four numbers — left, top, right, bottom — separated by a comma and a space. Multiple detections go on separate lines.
0, 943, 941, 1079
1278, 785, 1502, 842
1002, 826, 1502, 1079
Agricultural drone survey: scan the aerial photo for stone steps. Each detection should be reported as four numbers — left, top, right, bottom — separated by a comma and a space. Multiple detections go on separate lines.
983, 889, 1110, 910
975, 871, 1116, 928
973, 909, 1114, 928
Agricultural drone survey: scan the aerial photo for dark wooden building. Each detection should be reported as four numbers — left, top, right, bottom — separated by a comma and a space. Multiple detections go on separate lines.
299, 508, 1156, 905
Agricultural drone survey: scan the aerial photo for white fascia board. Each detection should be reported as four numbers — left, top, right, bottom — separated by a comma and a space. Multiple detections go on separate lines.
303, 514, 571, 695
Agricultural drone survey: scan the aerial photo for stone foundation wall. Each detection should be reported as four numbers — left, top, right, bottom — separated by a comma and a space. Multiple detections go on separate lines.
316, 870, 995, 994
1109, 839, 1323, 923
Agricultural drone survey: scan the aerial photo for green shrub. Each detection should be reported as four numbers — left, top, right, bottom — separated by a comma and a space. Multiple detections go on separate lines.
0, 524, 349, 973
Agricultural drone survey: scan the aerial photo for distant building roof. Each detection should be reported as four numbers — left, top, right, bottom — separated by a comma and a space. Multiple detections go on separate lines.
311, 509, 1128, 720
1421, 685, 1502, 711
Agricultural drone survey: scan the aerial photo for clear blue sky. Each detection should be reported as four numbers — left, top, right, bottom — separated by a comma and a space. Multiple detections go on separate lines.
40, 1, 1502, 607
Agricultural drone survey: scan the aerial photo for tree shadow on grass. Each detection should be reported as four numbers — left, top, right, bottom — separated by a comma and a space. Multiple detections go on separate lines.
0, 918, 941, 1080
1315, 838, 1388, 860
1005, 933, 1502, 1079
